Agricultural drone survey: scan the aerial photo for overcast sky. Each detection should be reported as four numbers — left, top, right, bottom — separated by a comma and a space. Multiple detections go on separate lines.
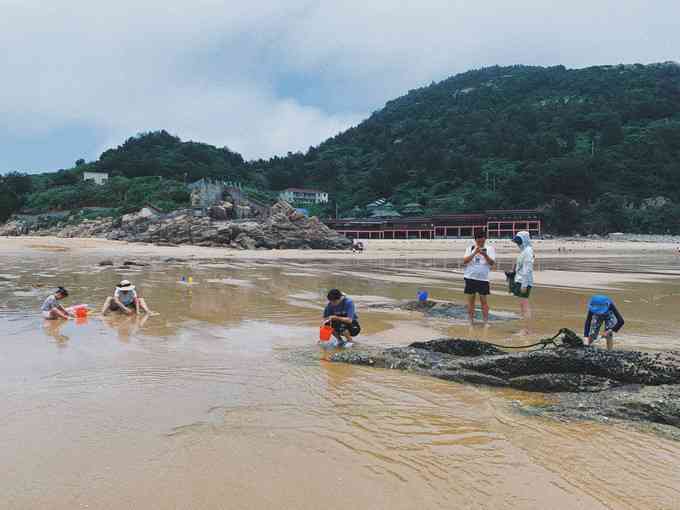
1, 0, 678, 174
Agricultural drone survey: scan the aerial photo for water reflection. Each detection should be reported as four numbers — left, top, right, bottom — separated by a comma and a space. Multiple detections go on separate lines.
2, 250, 680, 509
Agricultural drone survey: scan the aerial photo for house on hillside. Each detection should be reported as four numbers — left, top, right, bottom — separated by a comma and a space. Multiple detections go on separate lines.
188, 178, 227, 208
369, 202, 401, 219
401, 202, 425, 216
83, 172, 109, 185
278, 188, 328, 206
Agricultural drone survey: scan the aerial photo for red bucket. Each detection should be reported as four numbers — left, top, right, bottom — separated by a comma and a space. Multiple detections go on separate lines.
69, 304, 89, 318
319, 325, 333, 342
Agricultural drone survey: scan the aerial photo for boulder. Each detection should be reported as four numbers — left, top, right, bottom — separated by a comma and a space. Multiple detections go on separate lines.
0, 203, 352, 250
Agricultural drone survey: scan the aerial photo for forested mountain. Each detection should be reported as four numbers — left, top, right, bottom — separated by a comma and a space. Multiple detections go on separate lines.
3, 64, 680, 233
251, 63, 680, 233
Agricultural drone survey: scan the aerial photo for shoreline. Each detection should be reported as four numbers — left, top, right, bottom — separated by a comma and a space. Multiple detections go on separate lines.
2, 235, 679, 261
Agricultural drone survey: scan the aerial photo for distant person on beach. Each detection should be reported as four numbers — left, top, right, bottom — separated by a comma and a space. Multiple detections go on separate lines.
510, 231, 534, 319
323, 289, 361, 347
462, 229, 496, 324
41, 287, 73, 320
584, 295, 625, 350
352, 240, 364, 253
101, 280, 151, 316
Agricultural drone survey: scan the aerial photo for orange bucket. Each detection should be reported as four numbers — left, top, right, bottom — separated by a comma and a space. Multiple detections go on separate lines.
319, 325, 333, 342
70, 304, 89, 318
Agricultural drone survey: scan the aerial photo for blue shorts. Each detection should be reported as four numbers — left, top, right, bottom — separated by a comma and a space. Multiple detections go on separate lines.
588, 312, 618, 339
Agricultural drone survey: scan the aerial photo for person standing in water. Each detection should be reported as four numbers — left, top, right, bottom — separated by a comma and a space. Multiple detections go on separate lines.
41, 287, 73, 320
462, 229, 496, 324
511, 231, 534, 319
323, 289, 361, 347
584, 295, 625, 350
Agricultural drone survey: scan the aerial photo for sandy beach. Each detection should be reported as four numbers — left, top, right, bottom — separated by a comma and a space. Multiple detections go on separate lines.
2, 234, 680, 509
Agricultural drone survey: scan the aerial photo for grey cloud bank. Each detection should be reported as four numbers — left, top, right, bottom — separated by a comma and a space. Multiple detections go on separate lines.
1, 0, 679, 173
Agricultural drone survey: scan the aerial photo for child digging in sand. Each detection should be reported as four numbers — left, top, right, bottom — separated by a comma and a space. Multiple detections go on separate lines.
584, 295, 625, 350
41, 287, 73, 320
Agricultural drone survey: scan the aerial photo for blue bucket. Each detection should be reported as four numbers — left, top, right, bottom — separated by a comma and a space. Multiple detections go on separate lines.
417, 290, 428, 302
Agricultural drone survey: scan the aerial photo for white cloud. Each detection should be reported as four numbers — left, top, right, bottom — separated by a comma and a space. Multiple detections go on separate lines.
1, 0, 679, 165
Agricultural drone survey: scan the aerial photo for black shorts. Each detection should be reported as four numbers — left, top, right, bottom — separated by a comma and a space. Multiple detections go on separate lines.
331, 319, 361, 337
464, 278, 490, 296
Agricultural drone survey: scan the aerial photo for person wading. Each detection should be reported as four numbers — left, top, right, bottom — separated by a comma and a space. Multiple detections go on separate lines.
462, 229, 496, 325
511, 231, 534, 319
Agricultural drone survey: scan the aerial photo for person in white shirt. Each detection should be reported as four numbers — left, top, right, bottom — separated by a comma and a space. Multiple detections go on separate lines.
101, 280, 151, 316
462, 229, 496, 324
510, 231, 534, 319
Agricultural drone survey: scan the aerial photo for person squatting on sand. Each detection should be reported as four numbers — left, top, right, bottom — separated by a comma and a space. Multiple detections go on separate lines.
101, 280, 151, 316
41, 287, 73, 320
462, 228, 496, 325
584, 295, 625, 350
323, 289, 361, 347
510, 231, 535, 319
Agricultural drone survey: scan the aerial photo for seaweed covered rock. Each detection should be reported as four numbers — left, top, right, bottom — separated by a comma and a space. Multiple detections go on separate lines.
330, 336, 680, 434
371, 300, 519, 322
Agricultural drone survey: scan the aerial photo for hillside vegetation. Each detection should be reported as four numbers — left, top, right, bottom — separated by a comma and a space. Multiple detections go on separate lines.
3, 64, 680, 234
250, 63, 680, 234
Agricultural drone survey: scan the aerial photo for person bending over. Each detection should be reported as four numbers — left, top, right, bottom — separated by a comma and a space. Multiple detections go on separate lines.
584, 295, 624, 350
323, 289, 361, 347
41, 287, 73, 320
462, 229, 496, 324
101, 280, 151, 316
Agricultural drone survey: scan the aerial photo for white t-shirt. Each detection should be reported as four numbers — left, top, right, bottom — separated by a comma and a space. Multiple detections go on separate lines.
114, 288, 138, 306
463, 244, 496, 282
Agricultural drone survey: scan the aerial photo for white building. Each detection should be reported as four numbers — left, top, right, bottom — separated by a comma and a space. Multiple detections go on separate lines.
83, 172, 109, 185
278, 188, 328, 206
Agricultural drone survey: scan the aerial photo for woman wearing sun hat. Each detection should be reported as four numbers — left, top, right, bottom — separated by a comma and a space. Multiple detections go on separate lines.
101, 280, 151, 315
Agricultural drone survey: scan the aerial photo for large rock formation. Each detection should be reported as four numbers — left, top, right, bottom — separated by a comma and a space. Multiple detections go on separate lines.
331, 336, 680, 435
0, 201, 351, 250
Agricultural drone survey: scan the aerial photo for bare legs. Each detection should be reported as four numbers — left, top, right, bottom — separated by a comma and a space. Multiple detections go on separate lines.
479, 295, 489, 323
466, 294, 476, 324
467, 294, 489, 325
101, 297, 151, 316
519, 298, 532, 320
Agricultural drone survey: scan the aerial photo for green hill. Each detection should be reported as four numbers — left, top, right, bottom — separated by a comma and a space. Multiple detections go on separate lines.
0, 131, 249, 219
3, 64, 680, 234
250, 63, 680, 234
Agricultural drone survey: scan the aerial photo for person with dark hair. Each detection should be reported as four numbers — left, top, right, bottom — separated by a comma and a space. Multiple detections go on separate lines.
584, 295, 625, 350
41, 287, 73, 320
323, 289, 360, 347
462, 229, 496, 324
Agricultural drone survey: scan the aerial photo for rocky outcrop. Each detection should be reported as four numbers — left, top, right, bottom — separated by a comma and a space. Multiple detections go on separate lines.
370, 299, 519, 322
0, 201, 351, 250
331, 336, 680, 434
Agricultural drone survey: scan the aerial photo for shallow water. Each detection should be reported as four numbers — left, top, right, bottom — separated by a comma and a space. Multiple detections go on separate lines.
2, 248, 680, 509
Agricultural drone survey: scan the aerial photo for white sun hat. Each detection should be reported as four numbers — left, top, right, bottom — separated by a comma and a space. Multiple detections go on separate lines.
116, 280, 136, 291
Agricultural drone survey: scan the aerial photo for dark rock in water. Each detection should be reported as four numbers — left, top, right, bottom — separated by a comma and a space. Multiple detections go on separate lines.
410, 338, 504, 356
372, 299, 519, 322
123, 260, 149, 266
98, 260, 114, 266
330, 335, 680, 435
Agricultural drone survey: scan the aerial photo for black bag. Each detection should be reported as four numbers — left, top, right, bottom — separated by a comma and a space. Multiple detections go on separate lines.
504, 271, 516, 294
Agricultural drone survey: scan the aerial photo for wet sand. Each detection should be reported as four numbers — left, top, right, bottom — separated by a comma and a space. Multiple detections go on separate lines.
1, 237, 680, 509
